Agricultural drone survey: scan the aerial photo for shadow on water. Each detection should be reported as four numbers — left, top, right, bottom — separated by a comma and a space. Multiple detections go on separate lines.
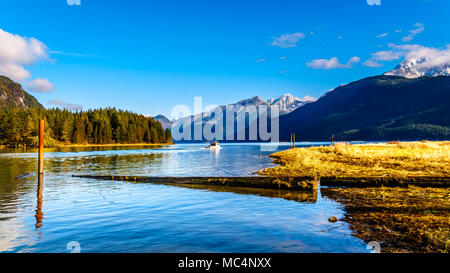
162, 184, 318, 203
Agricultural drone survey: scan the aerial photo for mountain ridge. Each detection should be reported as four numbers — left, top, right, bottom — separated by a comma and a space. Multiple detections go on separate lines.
279, 75, 450, 141
0, 75, 43, 110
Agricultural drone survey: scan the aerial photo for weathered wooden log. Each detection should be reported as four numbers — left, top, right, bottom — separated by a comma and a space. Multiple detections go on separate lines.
320, 176, 450, 188
72, 175, 318, 191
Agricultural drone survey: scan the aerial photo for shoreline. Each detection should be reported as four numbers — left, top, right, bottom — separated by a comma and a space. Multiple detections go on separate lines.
55, 143, 173, 148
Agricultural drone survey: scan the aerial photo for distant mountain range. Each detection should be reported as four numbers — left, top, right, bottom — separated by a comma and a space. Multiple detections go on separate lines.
0, 76, 43, 109
154, 114, 174, 130
156, 94, 317, 140
162, 75, 449, 142
155, 93, 316, 127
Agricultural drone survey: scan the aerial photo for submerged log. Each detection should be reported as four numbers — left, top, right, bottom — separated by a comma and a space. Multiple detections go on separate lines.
72, 175, 318, 191
320, 176, 450, 188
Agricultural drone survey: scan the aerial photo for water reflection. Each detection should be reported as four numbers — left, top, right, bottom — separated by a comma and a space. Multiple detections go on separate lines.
35, 174, 44, 230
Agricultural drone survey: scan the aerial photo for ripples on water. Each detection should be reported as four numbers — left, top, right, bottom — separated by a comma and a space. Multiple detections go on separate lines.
0, 143, 369, 253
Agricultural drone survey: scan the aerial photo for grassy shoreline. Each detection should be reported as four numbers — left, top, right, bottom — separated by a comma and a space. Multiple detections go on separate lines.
260, 141, 450, 253
259, 141, 450, 180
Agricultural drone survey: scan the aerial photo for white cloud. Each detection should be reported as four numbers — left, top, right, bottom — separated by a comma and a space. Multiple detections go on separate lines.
66, 0, 81, 6
307, 56, 360, 69
402, 23, 424, 42
255, 59, 266, 63
26, 78, 54, 92
396, 44, 450, 69
376, 32, 389, 38
369, 49, 404, 62
0, 28, 50, 83
270, 33, 305, 48
301, 95, 317, 102
0, 63, 30, 81
364, 43, 450, 69
48, 100, 83, 111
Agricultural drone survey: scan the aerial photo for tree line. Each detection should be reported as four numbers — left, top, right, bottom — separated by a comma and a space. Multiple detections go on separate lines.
0, 108, 172, 147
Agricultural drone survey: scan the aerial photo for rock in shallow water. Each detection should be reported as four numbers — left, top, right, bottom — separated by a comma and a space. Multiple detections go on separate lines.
328, 216, 338, 223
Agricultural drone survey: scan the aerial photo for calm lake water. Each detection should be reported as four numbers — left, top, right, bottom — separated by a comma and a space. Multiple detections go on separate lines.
0, 143, 369, 253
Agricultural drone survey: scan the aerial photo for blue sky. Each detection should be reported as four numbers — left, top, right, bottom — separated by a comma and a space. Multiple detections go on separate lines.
0, 0, 449, 116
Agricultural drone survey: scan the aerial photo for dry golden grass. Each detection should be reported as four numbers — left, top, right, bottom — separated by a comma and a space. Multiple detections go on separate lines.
259, 141, 450, 179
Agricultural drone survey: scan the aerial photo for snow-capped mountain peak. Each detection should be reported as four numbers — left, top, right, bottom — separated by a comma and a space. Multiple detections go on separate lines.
268, 93, 316, 114
384, 57, 450, 78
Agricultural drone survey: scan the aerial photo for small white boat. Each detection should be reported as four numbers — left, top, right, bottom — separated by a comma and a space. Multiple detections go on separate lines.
205, 141, 221, 150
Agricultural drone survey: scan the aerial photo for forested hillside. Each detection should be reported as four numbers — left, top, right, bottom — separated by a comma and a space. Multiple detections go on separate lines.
0, 108, 172, 147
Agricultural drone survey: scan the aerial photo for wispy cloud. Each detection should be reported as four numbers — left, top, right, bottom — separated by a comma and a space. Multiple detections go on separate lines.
363, 59, 384, 68
255, 59, 266, 63
402, 23, 424, 42
307, 56, 360, 69
66, 0, 81, 6
49, 50, 101, 59
0, 28, 49, 82
48, 100, 83, 111
270, 33, 305, 48
26, 78, 54, 92
376, 32, 389, 38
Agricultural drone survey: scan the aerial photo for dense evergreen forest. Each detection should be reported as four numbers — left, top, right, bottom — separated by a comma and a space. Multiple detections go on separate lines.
0, 108, 172, 147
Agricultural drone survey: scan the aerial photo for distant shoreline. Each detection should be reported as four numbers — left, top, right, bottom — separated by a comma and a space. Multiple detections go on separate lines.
55, 143, 173, 148
0, 143, 173, 149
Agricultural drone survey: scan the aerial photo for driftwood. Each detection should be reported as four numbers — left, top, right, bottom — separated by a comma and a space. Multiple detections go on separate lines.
72, 175, 318, 191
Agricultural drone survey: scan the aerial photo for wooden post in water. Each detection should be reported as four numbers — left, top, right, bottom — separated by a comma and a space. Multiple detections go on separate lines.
293, 133, 295, 148
38, 120, 44, 174
331, 134, 334, 145
290, 133, 294, 148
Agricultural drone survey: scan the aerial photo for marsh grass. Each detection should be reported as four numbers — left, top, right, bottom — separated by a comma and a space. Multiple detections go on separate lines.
322, 187, 450, 253
259, 141, 450, 179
